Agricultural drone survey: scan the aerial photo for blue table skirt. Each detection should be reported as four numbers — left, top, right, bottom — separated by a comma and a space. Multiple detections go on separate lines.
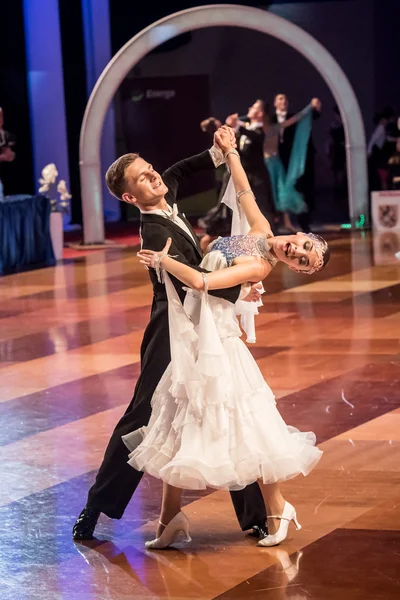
0, 194, 56, 275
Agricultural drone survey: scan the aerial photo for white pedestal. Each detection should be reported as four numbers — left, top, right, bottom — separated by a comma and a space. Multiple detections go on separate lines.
50, 211, 64, 260
371, 191, 400, 232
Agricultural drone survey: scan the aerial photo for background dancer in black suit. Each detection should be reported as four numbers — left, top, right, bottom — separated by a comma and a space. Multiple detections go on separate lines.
226, 100, 277, 231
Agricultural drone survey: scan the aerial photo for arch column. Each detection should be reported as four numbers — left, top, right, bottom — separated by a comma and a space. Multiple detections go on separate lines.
80, 4, 368, 244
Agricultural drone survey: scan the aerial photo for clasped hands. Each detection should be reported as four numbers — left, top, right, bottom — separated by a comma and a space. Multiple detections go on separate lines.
213, 125, 237, 156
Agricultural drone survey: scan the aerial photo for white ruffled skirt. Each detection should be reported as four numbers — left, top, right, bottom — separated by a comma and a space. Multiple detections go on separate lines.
122, 264, 322, 491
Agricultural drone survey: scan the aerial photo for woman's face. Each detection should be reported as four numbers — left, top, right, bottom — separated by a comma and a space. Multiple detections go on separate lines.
271, 233, 319, 272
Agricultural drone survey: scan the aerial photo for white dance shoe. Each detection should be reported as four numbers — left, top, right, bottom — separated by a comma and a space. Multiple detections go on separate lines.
145, 512, 192, 549
257, 501, 301, 547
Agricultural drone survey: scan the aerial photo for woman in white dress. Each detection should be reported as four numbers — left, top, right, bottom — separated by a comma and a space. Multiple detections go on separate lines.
124, 126, 329, 550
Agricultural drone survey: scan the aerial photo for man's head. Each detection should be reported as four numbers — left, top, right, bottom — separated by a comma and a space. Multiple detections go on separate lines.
200, 117, 222, 135
274, 94, 288, 113
247, 99, 266, 122
0, 107, 3, 129
105, 153, 168, 210
381, 106, 395, 123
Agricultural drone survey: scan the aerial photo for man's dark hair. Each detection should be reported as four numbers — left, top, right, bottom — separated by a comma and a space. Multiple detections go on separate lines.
105, 153, 140, 200
255, 99, 269, 115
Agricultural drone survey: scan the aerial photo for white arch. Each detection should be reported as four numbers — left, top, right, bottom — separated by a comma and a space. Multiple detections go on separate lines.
80, 4, 367, 243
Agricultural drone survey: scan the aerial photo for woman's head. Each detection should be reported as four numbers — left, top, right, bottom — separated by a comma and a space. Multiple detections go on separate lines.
270, 232, 330, 274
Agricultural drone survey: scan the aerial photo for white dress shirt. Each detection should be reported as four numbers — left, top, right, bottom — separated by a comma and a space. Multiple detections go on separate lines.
276, 111, 287, 142
276, 110, 287, 124
139, 203, 196, 243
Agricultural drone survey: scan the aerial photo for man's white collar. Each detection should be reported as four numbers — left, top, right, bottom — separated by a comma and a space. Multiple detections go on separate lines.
139, 203, 178, 218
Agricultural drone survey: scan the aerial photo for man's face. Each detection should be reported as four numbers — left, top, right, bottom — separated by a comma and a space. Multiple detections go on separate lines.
247, 101, 264, 122
275, 94, 288, 113
121, 158, 168, 208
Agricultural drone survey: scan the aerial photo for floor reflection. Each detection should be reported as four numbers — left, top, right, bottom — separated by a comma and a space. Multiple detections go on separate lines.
0, 234, 399, 599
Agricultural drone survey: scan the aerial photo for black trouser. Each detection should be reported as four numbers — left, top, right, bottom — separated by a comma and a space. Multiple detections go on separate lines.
249, 172, 277, 234
297, 155, 316, 232
87, 306, 170, 518
230, 484, 266, 531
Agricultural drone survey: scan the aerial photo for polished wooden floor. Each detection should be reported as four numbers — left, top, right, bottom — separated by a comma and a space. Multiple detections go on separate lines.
0, 231, 399, 600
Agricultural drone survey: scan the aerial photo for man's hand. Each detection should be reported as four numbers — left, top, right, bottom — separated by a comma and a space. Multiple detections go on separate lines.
242, 283, 263, 303
225, 113, 239, 128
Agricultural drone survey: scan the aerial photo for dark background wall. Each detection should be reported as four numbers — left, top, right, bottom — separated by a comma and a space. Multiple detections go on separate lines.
0, 0, 33, 195
58, 0, 88, 225
0, 0, 399, 220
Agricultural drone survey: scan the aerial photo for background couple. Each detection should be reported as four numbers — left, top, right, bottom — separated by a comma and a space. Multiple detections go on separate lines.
73, 125, 328, 548
199, 94, 322, 251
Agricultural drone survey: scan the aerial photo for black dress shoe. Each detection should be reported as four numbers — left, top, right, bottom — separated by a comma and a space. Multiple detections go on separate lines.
72, 506, 100, 540
249, 523, 268, 540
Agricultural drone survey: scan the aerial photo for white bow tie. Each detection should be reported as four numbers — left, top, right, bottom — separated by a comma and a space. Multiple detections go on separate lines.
163, 203, 179, 221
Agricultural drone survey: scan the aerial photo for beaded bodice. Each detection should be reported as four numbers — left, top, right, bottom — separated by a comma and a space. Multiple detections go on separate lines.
208, 234, 277, 268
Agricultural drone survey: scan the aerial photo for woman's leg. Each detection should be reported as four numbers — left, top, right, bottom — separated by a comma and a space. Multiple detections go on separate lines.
258, 481, 286, 534
157, 482, 183, 537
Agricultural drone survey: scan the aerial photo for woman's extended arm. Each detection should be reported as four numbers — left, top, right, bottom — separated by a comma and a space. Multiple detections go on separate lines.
215, 128, 272, 234
138, 239, 269, 292
280, 103, 312, 130
264, 99, 317, 140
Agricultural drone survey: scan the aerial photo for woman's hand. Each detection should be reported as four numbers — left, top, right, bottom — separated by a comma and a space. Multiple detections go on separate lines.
137, 238, 172, 269
242, 283, 263, 302
311, 97, 321, 111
